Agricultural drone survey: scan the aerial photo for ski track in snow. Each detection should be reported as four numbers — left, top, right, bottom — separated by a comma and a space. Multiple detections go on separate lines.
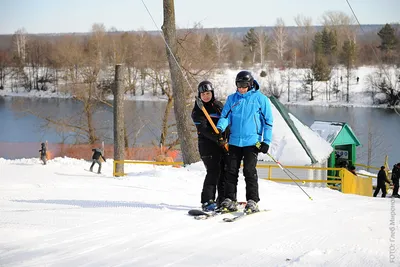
0, 158, 398, 267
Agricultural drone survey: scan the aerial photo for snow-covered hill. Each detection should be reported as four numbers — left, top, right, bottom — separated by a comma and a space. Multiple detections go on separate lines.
0, 157, 398, 266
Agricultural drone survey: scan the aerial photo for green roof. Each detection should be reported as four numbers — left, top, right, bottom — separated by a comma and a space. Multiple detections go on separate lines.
269, 96, 317, 164
310, 121, 361, 146
332, 124, 361, 146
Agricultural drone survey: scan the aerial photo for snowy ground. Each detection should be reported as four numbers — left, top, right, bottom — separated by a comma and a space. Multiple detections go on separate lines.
0, 157, 399, 267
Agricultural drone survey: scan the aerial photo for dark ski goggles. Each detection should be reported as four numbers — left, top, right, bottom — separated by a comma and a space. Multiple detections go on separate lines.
236, 81, 251, 88
198, 83, 213, 93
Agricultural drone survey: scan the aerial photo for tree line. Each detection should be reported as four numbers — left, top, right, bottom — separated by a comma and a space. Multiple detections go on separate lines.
0, 8, 399, 164
0, 11, 399, 94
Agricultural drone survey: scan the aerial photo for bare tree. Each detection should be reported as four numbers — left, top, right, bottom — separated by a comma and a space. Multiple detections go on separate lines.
162, 0, 200, 164
320, 11, 357, 48
0, 50, 12, 89
212, 29, 229, 66
12, 28, 27, 65
106, 32, 129, 66
255, 27, 270, 67
294, 14, 314, 63
272, 18, 288, 63
366, 66, 399, 105
359, 119, 387, 170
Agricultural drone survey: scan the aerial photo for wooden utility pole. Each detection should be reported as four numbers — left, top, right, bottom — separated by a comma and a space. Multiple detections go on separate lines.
113, 64, 125, 176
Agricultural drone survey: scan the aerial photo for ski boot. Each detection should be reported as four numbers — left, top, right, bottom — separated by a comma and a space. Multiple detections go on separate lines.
202, 200, 217, 212
218, 198, 238, 212
244, 199, 259, 214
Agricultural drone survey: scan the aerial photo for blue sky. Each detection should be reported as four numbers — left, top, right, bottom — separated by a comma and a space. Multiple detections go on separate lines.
1, 0, 399, 34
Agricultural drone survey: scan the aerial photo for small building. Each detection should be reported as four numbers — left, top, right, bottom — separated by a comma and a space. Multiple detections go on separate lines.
259, 97, 333, 166
310, 121, 361, 169
257, 97, 334, 185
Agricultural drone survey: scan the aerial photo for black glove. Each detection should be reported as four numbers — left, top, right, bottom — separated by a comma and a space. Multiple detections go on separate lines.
257, 142, 269, 154
217, 131, 229, 153
219, 139, 229, 152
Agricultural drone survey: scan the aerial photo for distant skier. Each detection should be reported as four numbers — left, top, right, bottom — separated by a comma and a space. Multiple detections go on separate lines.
373, 166, 391, 198
349, 165, 357, 176
90, 148, 106, 174
391, 163, 400, 197
39, 143, 47, 165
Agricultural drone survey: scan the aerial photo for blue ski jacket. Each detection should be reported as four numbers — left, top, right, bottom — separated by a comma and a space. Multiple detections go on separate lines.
216, 84, 273, 147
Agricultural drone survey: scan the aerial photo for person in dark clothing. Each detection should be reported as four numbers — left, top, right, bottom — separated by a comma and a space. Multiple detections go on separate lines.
39, 142, 47, 165
191, 80, 228, 211
90, 148, 106, 174
373, 166, 392, 197
349, 165, 357, 176
391, 163, 400, 197
216, 71, 273, 213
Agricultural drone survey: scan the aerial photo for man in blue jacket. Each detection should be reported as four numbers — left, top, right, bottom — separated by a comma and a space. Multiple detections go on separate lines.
216, 70, 273, 213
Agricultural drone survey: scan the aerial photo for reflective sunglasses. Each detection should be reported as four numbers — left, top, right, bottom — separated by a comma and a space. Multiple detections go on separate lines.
236, 81, 250, 88
198, 83, 213, 93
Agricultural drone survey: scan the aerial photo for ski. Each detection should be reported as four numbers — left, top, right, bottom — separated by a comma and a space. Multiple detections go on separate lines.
222, 209, 270, 222
188, 202, 248, 220
188, 209, 235, 220
84, 169, 106, 176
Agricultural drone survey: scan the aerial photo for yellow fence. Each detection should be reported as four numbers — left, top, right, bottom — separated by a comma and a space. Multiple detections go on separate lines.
341, 169, 373, 196
113, 160, 183, 177
113, 160, 372, 197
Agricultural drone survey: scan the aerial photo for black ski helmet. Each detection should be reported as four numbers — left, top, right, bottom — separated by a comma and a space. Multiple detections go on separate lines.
197, 80, 215, 100
235, 70, 254, 88
41, 142, 45, 147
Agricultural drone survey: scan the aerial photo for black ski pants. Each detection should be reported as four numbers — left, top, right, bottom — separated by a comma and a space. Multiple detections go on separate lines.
199, 141, 226, 204
373, 181, 387, 197
392, 178, 399, 196
224, 145, 260, 202
90, 159, 102, 173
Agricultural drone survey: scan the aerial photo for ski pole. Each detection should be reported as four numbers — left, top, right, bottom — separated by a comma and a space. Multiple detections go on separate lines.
256, 142, 313, 200
195, 96, 229, 152
268, 152, 313, 200
266, 151, 306, 185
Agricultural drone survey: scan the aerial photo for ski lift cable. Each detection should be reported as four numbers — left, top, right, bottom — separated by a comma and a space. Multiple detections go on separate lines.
141, 0, 196, 95
345, 0, 393, 92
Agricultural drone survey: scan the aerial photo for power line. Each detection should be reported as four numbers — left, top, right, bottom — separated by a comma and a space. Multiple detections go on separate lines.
345, 0, 399, 116
141, 0, 196, 95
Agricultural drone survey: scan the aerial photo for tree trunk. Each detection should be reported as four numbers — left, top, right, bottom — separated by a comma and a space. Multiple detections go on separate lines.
160, 97, 173, 147
162, 0, 199, 164
113, 64, 125, 176
346, 68, 350, 103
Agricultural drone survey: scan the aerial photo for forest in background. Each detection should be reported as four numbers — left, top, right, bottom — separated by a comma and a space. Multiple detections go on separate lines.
0, 10, 399, 163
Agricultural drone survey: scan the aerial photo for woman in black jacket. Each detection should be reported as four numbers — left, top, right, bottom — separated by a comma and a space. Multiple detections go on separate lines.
191, 81, 229, 211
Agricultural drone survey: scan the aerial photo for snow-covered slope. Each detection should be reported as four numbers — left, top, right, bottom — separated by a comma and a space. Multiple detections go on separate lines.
0, 157, 398, 267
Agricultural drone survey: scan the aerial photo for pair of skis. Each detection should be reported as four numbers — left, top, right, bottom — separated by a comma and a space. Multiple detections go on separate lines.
188, 208, 268, 222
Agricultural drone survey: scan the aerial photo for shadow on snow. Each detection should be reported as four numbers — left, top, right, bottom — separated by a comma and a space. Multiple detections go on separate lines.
11, 199, 195, 211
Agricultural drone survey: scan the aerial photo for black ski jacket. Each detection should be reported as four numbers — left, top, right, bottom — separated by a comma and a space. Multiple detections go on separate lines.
39, 147, 46, 157
191, 99, 229, 144
392, 166, 400, 182
92, 149, 106, 161
377, 169, 390, 184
